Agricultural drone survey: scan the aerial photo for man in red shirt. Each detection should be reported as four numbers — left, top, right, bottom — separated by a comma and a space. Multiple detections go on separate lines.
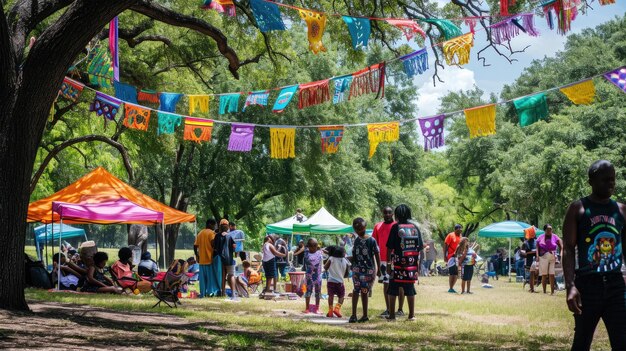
373, 206, 404, 317
444, 224, 463, 293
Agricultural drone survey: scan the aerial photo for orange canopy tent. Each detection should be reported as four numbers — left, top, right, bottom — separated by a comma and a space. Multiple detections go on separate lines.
28, 167, 196, 225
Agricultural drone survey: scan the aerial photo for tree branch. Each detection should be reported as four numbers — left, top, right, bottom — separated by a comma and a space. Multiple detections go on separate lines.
0, 1, 16, 104
30, 134, 134, 194
130, 0, 241, 79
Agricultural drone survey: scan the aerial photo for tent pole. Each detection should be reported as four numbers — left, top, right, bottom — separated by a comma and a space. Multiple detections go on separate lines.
162, 220, 166, 270
58, 218, 64, 291
508, 238, 512, 283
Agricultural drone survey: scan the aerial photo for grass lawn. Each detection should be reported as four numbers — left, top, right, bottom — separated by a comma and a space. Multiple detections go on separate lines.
6, 275, 612, 350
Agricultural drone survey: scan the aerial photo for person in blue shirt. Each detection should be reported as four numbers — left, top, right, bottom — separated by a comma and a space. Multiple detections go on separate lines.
187, 257, 199, 282
229, 222, 246, 261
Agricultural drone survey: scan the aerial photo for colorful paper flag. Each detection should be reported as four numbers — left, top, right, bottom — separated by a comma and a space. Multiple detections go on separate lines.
560, 80, 595, 105
332, 76, 353, 104
464, 104, 496, 138
157, 112, 182, 135
137, 89, 159, 104
219, 93, 240, 114
90, 92, 122, 121
86, 46, 113, 88
349, 62, 385, 100
367, 122, 399, 158
109, 17, 119, 81
228, 123, 255, 152
59, 77, 84, 102
386, 19, 426, 41
202, 0, 236, 16
514, 93, 549, 127
123, 103, 151, 131
243, 90, 270, 111
342, 16, 370, 50
319, 126, 344, 154
399, 48, 428, 78
113, 81, 137, 104
299, 9, 327, 54
421, 18, 462, 40
418, 115, 445, 151
490, 14, 539, 45
299, 80, 330, 109
604, 67, 626, 94
184, 117, 214, 143
270, 127, 296, 159
442, 33, 474, 66
272, 86, 298, 113
250, 0, 285, 32
188, 95, 210, 115
159, 92, 183, 113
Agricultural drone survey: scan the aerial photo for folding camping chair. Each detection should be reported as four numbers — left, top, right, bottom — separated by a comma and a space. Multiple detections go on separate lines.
152, 259, 188, 308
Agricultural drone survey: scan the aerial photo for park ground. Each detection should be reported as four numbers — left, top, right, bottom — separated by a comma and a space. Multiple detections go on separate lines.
0, 273, 613, 350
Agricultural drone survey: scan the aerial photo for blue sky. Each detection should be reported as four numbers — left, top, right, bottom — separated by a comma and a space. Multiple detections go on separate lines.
413, 4, 626, 116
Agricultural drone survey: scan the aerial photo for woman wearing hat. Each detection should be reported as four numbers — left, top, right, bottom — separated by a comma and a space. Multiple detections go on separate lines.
138, 251, 159, 277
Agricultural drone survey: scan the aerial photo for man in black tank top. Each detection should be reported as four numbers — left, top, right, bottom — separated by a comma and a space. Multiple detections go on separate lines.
563, 160, 626, 351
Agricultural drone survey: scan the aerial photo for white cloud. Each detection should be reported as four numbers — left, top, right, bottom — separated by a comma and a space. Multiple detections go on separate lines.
415, 67, 476, 116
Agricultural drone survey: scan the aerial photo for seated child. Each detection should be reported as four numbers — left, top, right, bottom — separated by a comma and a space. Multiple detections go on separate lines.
324, 246, 350, 318
51, 252, 83, 291
138, 251, 159, 277
81, 252, 122, 294
187, 257, 199, 282
242, 260, 262, 286
110, 247, 152, 293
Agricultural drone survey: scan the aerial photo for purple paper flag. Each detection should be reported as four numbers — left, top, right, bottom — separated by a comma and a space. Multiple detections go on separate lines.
418, 115, 445, 151
228, 123, 255, 152
604, 67, 626, 94
90, 91, 122, 121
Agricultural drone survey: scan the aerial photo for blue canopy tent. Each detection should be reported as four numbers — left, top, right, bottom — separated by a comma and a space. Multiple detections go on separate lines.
34, 224, 87, 262
478, 221, 544, 282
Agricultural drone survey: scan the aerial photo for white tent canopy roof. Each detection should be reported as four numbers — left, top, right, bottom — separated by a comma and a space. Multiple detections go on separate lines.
293, 207, 352, 235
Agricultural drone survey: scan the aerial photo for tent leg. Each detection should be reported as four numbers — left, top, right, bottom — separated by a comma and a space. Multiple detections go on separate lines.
162, 220, 166, 270
508, 238, 512, 283
58, 218, 64, 291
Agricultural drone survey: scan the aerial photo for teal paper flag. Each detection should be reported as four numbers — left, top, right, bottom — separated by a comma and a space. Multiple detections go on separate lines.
514, 93, 549, 127
219, 93, 240, 114
342, 16, 370, 50
272, 85, 298, 113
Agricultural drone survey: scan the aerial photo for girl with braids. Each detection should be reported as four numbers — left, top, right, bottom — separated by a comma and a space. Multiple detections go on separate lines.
456, 238, 477, 294
385, 204, 423, 321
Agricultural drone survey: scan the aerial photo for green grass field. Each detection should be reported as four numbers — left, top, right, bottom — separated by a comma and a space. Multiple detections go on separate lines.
22, 273, 612, 350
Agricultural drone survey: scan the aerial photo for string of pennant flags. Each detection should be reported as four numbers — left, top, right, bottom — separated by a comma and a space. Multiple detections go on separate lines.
86, 0, 615, 119
58, 66, 626, 158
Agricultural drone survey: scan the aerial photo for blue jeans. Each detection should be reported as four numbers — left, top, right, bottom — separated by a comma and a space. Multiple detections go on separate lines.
515, 259, 525, 277
572, 273, 626, 350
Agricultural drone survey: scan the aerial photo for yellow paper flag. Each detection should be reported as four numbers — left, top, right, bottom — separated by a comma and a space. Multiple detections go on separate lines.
188, 95, 210, 115
560, 80, 595, 105
299, 9, 327, 54
270, 128, 296, 159
367, 122, 399, 158
442, 33, 474, 66
464, 104, 496, 138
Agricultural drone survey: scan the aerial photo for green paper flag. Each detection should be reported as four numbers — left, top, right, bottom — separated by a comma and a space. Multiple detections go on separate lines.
514, 93, 549, 127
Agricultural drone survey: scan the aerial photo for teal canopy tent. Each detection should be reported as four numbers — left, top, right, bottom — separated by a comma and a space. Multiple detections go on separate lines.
34, 223, 87, 262
478, 221, 544, 281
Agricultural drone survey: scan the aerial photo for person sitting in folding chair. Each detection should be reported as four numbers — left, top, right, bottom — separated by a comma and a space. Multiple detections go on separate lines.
110, 247, 152, 294
152, 259, 189, 308
240, 260, 262, 295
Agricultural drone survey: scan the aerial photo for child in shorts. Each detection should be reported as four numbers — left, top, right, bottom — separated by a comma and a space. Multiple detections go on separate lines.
303, 238, 323, 314
349, 217, 380, 323
456, 238, 477, 294
324, 246, 350, 317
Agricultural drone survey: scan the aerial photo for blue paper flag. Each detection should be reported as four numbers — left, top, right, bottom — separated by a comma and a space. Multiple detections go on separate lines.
342, 16, 370, 50
272, 85, 298, 113
159, 92, 183, 113
243, 90, 269, 111
250, 0, 286, 32
219, 93, 240, 114
113, 81, 138, 104
333, 75, 353, 104
399, 48, 429, 78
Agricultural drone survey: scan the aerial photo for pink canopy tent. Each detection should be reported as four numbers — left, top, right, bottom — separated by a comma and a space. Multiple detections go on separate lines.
51, 199, 165, 290
52, 199, 164, 224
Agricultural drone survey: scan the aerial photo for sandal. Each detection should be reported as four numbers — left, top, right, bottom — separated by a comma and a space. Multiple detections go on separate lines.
357, 316, 369, 323
348, 316, 358, 323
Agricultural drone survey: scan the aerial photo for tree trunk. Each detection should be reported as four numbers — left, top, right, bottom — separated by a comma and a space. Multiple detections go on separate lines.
0, 0, 137, 311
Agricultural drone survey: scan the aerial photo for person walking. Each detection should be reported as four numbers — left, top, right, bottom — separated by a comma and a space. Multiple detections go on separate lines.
537, 224, 562, 294
444, 224, 463, 293
563, 160, 626, 350
385, 204, 423, 321
372, 206, 403, 317
193, 218, 217, 298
